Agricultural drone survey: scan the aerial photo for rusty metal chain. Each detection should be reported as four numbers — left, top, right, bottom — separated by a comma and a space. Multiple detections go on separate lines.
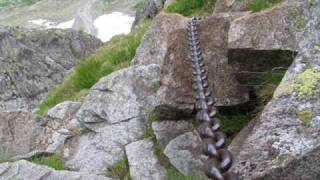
187, 17, 238, 180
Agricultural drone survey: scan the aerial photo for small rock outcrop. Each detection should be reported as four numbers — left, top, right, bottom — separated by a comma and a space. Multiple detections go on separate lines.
66, 64, 161, 174
126, 139, 166, 180
164, 131, 206, 177
47, 101, 81, 120
156, 14, 249, 120
132, 0, 166, 29
229, 1, 320, 179
133, 12, 189, 66
0, 26, 102, 112
214, 0, 250, 13
0, 160, 110, 180
0, 112, 41, 158
152, 120, 193, 147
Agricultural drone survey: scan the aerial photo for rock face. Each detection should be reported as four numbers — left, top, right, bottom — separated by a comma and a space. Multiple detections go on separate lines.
67, 117, 147, 174
228, 3, 298, 51
132, 0, 166, 29
152, 120, 193, 147
66, 64, 161, 174
126, 139, 166, 180
0, 27, 102, 112
214, 0, 250, 13
76, 64, 160, 125
0, 160, 110, 180
47, 101, 82, 120
229, 1, 320, 179
0, 112, 41, 158
133, 12, 189, 66
164, 131, 206, 177
156, 14, 249, 119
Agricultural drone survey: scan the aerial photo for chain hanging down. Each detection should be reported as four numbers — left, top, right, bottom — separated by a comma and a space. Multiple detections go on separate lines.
187, 17, 238, 180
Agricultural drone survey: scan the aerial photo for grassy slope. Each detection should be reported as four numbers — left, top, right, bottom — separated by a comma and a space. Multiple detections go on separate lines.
248, 0, 283, 12
36, 21, 151, 117
165, 0, 216, 16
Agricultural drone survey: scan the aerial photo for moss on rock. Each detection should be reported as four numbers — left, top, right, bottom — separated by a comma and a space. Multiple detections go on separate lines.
294, 69, 320, 97
297, 111, 314, 125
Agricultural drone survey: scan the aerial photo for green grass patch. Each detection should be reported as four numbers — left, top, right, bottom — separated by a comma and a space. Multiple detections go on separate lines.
248, 0, 283, 12
107, 156, 131, 180
165, 0, 216, 16
36, 21, 151, 117
0, 0, 39, 10
0, 158, 14, 164
29, 154, 65, 170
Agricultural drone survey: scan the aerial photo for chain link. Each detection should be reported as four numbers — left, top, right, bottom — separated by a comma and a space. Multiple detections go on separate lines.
187, 17, 238, 180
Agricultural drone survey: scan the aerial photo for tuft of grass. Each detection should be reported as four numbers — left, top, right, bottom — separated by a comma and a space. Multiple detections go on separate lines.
29, 154, 65, 170
36, 21, 151, 117
0, 158, 14, 164
108, 156, 131, 180
165, 0, 216, 16
248, 0, 283, 12
297, 111, 313, 126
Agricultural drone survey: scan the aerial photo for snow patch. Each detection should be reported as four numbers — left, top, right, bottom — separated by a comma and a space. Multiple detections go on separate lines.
28, 19, 74, 29
94, 12, 134, 42
28, 12, 134, 42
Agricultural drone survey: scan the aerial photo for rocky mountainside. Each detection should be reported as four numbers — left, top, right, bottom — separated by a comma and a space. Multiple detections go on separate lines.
1, 0, 320, 179
0, 26, 102, 112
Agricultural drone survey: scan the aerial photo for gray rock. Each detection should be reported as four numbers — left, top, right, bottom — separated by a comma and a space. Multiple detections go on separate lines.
66, 117, 146, 174
132, 12, 189, 66
228, 3, 298, 51
164, 131, 206, 177
152, 120, 194, 147
76, 64, 160, 124
0, 27, 102, 112
0, 160, 110, 180
48, 101, 82, 120
132, 0, 166, 29
214, 0, 250, 13
156, 14, 249, 120
0, 112, 42, 158
126, 139, 166, 180
229, 1, 320, 179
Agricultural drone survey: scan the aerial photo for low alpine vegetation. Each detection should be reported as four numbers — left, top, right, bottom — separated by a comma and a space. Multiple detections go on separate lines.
107, 156, 131, 180
165, 0, 216, 16
248, 0, 283, 12
29, 154, 65, 170
36, 21, 151, 117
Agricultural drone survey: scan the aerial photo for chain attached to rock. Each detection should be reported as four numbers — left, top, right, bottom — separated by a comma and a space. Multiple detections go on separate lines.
187, 17, 238, 180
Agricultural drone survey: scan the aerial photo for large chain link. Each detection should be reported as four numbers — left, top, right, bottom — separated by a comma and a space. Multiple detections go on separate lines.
187, 17, 238, 180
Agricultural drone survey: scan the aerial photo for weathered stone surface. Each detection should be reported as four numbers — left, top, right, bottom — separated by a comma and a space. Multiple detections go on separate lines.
164, 131, 205, 177
76, 64, 160, 125
48, 101, 82, 120
133, 0, 166, 29
126, 139, 166, 180
156, 15, 249, 119
152, 120, 194, 147
132, 12, 189, 66
0, 27, 102, 112
214, 0, 250, 13
230, 1, 320, 179
0, 112, 41, 158
228, 3, 298, 50
0, 160, 110, 180
66, 117, 146, 174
